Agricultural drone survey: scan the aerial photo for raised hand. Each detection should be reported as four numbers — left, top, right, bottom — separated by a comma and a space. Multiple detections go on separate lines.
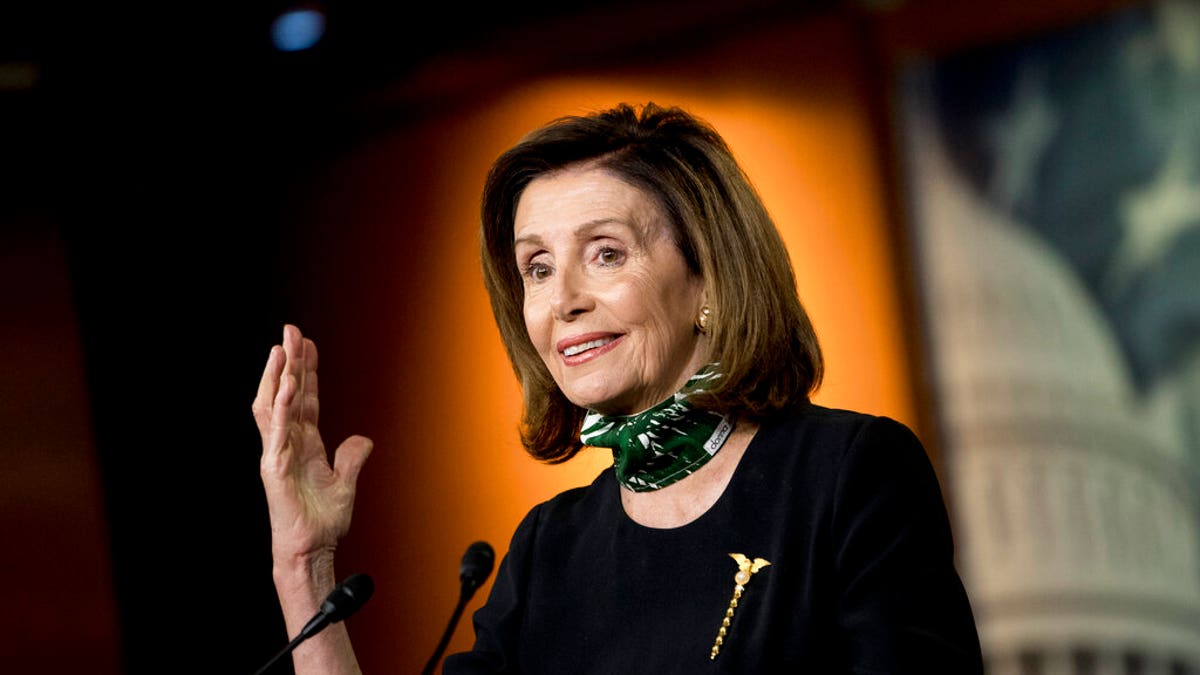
252, 324, 373, 569
252, 324, 370, 673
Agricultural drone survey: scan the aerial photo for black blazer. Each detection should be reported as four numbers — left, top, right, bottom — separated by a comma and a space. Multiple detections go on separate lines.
445, 404, 983, 674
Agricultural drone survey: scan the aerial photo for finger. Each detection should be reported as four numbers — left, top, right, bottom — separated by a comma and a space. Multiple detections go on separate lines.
304, 336, 319, 373
283, 324, 304, 379
251, 344, 284, 432
264, 370, 297, 463
282, 325, 306, 426
333, 435, 374, 488
300, 337, 320, 425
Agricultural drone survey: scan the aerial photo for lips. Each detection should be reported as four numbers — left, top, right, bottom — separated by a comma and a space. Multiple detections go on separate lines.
557, 333, 623, 365
563, 337, 613, 356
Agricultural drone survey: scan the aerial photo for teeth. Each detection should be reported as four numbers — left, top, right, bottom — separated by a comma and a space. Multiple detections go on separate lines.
563, 337, 614, 357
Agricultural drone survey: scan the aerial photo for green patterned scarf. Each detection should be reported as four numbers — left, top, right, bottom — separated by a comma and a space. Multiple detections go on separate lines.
579, 365, 735, 492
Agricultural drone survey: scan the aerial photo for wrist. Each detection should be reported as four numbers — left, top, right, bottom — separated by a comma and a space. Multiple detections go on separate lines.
272, 548, 337, 598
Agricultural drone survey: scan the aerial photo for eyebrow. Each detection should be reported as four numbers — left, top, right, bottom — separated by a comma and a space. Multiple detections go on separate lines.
512, 218, 634, 249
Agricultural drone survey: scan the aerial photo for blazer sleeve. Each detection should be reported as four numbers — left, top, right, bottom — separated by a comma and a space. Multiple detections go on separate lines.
441, 503, 543, 675
830, 416, 984, 674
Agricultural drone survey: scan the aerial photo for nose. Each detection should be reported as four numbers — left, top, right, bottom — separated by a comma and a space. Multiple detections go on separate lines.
549, 265, 593, 321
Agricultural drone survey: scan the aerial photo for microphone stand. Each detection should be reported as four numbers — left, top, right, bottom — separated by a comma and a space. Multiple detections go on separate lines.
420, 583, 475, 675
254, 632, 309, 675
253, 573, 374, 675
422, 541, 494, 675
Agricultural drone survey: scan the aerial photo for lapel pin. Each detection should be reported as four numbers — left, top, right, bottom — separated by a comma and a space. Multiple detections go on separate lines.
710, 553, 771, 660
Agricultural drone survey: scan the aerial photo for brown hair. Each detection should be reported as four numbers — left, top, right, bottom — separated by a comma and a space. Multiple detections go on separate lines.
481, 102, 823, 462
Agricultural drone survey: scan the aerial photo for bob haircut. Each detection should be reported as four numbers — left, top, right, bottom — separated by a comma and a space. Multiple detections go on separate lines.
481, 102, 823, 463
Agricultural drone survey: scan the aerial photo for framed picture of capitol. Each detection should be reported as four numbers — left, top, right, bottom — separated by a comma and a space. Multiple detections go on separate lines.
894, 0, 1200, 672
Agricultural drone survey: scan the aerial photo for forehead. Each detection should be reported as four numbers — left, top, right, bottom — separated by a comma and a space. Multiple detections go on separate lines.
512, 165, 664, 241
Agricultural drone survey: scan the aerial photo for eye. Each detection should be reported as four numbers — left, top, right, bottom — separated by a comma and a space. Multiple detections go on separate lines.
596, 246, 625, 266
522, 261, 553, 282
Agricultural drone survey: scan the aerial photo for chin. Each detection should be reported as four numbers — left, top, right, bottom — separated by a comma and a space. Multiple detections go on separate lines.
563, 386, 627, 415
564, 393, 614, 413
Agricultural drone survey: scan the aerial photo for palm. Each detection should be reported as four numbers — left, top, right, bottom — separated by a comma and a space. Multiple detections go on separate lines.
253, 325, 372, 559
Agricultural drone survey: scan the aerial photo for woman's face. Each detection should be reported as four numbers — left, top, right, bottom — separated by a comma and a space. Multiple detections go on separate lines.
514, 165, 708, 416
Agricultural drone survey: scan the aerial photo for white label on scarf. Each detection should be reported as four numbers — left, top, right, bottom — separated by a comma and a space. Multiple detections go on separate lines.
704, 415, 735, 454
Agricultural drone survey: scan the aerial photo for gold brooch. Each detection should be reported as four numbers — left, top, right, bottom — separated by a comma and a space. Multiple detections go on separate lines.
709, 553, 771, 660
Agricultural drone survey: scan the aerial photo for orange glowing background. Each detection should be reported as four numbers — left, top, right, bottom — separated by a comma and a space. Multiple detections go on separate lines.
305, 72, 918, 672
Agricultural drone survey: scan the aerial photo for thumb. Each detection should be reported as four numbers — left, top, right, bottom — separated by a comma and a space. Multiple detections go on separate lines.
333, 434, 374, 487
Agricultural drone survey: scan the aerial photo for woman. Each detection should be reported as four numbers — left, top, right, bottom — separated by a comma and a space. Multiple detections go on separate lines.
254, 102, 983, 674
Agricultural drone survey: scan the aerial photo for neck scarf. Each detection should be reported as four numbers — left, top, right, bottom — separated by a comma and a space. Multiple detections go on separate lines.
579, 365, 735, 492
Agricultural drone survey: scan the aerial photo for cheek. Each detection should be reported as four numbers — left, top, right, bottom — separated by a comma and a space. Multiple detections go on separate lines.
522, 301, 550, 353
522, 303, 567, 389
615, 274, 695, 337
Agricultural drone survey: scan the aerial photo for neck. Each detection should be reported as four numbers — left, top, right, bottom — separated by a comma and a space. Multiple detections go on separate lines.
580, 364, 732, 492
620, 420, 759, 529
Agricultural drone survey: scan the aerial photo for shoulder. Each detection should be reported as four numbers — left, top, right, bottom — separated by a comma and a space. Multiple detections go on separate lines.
741, 403, 941, 518
508, 466, 617, 548
768, 406, 952, 553
763, 401, 915, 436
753, 403, 925, 466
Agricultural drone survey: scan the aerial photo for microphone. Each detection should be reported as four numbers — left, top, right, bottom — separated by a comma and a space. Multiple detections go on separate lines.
253, 573, 375, 675
421, 541, 495, 675
298, 572, 375, 641
459, 540, 495, 598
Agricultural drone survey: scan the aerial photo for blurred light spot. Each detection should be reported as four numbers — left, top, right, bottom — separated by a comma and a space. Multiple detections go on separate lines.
271, 7, 326, 52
